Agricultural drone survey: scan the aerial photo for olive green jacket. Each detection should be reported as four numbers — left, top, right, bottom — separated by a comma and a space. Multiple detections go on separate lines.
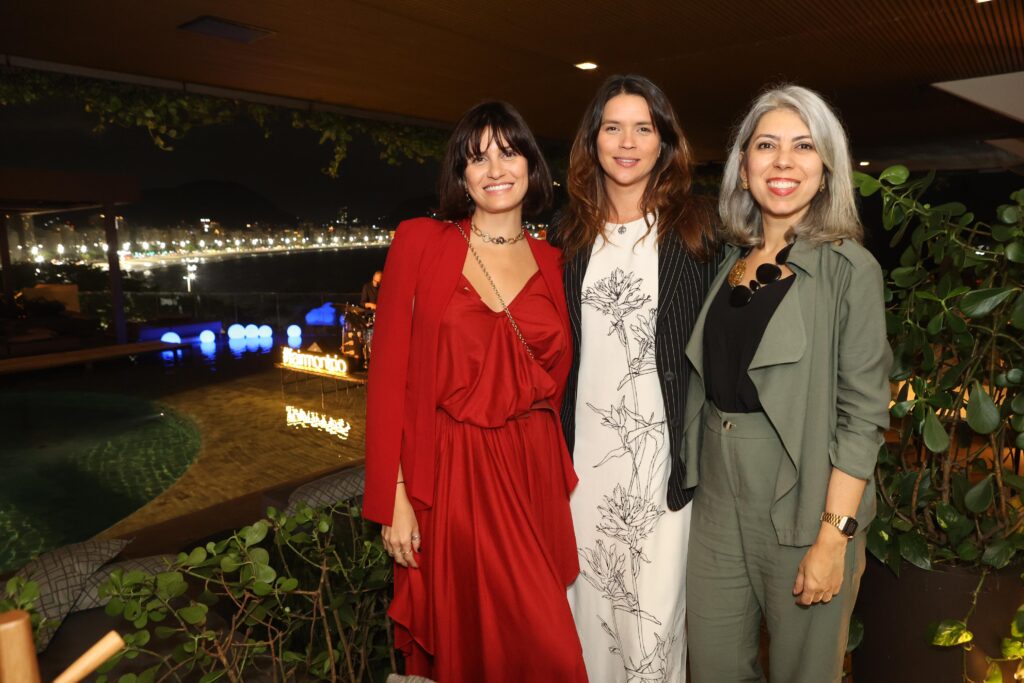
682, 238, 893, 546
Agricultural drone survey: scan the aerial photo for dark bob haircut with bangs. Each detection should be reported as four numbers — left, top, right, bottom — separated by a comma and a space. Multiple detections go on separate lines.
437, 101, 553, 220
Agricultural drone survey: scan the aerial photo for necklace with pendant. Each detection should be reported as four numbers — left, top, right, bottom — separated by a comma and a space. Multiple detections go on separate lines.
471, 221, 526, 245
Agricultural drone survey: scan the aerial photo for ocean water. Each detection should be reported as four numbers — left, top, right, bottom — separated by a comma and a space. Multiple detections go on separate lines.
143, 247, 389, 294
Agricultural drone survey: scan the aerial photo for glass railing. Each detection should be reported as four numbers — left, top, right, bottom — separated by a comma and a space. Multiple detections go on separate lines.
77, 291, 362, 330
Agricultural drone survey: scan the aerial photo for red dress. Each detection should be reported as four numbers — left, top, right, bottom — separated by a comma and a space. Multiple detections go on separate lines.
389, 269, 587, 682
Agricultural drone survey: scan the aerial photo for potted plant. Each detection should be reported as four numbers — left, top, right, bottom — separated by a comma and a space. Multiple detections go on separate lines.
849, 166, 1024, 682
95, 502, 394, 683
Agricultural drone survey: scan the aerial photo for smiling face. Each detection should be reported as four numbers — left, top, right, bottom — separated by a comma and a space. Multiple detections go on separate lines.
596, 94, 662, 193
463, 129, 529, 217
740, 107, 825, 231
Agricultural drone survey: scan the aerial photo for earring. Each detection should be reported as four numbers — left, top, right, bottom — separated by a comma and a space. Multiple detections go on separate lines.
741, 179, 749, 190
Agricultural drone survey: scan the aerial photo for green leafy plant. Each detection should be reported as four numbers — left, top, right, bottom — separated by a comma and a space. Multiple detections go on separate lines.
854, 166, 1024, 680
1, 576, 56, 650
96, 502, 393, 682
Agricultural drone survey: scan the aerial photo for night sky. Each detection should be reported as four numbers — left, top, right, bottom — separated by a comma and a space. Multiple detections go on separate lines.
0, 99, 443, 225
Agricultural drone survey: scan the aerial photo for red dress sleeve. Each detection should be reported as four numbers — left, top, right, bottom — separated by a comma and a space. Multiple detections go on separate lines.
363, 220, 424, 525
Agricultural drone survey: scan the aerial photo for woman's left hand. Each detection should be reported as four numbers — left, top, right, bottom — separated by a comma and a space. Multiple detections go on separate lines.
792, 531, 847, 606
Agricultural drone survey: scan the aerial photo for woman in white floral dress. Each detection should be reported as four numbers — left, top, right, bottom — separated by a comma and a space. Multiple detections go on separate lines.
553, 75, 720, 682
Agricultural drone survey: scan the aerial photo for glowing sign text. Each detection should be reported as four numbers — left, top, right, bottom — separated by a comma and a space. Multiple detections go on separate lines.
280, 347, 348, 377
286, 405, 352, 440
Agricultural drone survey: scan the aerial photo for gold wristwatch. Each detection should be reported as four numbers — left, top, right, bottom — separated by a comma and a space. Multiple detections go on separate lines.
820, 512, 858, 539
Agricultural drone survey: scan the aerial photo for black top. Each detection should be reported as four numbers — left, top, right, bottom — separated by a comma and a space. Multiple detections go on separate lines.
360, 282, 379, 306
704, 274, 795, 413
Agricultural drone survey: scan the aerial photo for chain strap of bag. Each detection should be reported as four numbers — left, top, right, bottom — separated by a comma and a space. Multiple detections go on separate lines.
451, 220, 535, 359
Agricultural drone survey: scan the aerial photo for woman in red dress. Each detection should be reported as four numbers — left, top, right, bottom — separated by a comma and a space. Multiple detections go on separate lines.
363, 101, 587, 682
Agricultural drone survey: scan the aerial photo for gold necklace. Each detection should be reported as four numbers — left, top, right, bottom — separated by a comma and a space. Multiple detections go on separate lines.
471, 221, 526, 246
727, 258, 747, 287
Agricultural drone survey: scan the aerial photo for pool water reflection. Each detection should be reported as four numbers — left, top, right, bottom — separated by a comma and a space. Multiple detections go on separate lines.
0, 391, 200, 573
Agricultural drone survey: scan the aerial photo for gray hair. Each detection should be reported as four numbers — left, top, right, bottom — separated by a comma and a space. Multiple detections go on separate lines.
719, 84, 863, 246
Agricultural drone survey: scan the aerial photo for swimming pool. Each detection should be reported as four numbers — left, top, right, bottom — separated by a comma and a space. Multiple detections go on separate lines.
0, 391, 200, 573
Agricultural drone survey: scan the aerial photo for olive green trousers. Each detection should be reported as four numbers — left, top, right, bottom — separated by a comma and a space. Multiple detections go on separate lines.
686, 404, 865, 683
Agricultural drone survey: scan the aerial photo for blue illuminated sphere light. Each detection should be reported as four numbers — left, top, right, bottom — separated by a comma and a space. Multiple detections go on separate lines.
199, 342, 217, 357
286, 324, 302, 338
198, 330, 216, 344
305, 303, 337, 326
160, 332, 182, 344
287, 336, 302, 349
227, 324, 245, 340
228, 337, 246, 357
258, 324, 273, 338
244, 324, 259, 339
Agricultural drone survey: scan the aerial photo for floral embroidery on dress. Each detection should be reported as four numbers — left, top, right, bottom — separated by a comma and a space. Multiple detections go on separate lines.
577, 267, 674, 681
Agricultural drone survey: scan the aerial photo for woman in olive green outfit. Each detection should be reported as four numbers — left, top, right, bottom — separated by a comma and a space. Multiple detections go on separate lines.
683, 85, 892, 683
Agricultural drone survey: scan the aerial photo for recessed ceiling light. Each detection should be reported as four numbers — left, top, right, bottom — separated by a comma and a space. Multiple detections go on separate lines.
859, 161, 870, 167
976, 0, 992, 3
575, 62, 598, 71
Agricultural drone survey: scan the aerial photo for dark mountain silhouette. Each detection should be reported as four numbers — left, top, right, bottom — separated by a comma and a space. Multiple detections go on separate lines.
121, 180, 298, 228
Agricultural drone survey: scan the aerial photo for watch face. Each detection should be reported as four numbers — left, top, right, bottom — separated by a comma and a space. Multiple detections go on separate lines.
840, 518, 859, 537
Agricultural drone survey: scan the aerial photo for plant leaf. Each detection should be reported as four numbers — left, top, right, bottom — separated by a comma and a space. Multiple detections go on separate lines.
1007, 241, 1024, 264
983, 539, 1016, 569
846, 613, 864, 653
1012, 606, 1024, 638
967, 381, 1001, 434
898, 531, 931, 570
923, 410, 950, 453
931, 619, 973, 647
985, 662, 1004, 683
880, 165, 910, 185
1004, 471, 1024, 494
958, 288, 1015, 318
965, 474, 995, 514
1003, 637, 1024, 660
853, 172, 881, 196
1011, 293, 1024, 330
177, 603, 208, 626
998, 204, 1020, 224
956, 539, 981, 562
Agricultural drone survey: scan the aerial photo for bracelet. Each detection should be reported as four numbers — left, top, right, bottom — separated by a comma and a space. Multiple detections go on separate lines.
396, 480, 405, 485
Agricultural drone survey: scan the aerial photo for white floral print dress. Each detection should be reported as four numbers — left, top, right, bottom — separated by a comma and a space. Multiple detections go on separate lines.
567, 215, 691, 683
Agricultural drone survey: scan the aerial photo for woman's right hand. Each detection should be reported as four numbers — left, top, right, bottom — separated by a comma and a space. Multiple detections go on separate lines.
382, 483, 421, 569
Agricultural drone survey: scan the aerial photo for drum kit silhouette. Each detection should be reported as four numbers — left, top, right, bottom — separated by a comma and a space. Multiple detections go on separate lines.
339, 303, 375, 370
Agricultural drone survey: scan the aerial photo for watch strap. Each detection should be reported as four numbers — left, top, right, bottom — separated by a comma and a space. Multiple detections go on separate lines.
820, 511, 857, 538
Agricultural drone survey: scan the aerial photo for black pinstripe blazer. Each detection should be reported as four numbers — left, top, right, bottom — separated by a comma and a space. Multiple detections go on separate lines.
557, 228, 721, 511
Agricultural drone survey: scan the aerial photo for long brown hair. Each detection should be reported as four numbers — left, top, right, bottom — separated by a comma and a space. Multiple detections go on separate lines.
558, 74, 715, 259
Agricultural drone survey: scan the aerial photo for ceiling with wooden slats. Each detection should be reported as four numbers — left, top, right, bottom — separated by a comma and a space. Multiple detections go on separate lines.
1, 0, 1022, 168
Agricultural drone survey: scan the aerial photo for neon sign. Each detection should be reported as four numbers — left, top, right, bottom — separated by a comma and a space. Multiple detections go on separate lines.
280, 347, 348, 377
285, 405, 352, 440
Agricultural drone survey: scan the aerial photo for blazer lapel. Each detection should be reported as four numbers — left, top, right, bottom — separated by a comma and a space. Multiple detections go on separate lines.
748, 277, 807, 369
565, 245, 591, 341
685, 245, 738, 381
423, 220, 469, 320
530, 237, 571, 340
657, 231, 684, 316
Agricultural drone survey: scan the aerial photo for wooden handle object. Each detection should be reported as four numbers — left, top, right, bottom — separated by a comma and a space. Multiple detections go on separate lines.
52, 630, 125, 683
0, 610, 41, 683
